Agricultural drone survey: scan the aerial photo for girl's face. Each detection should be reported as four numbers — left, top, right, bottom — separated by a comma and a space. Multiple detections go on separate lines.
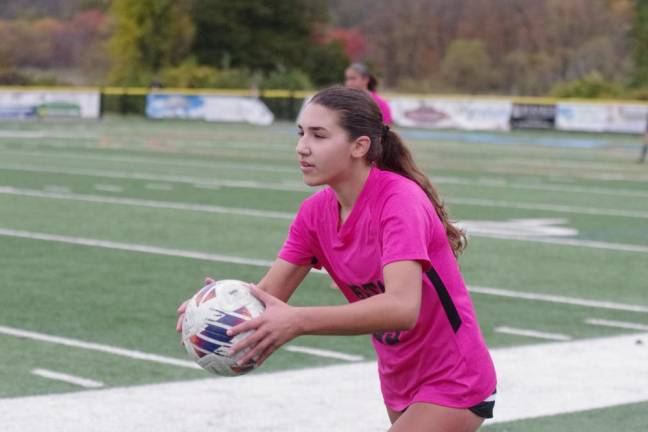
296, 103, 366, 187
344, 67, 369, 91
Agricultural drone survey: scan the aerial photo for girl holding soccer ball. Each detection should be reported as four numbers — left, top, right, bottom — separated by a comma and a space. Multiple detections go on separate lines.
177, 86, 496, 432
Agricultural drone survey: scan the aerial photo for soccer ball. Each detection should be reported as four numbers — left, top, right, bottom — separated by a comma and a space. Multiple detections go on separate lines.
181, 280, 265, 376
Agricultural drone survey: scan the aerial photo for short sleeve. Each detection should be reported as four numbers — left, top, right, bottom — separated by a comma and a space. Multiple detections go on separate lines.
278, 202, 322, 269
379, 192, 432, 271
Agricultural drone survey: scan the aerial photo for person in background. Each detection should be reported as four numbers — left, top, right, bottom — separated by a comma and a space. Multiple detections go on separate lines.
640, 123, 648, 163
345, 63, 393, 126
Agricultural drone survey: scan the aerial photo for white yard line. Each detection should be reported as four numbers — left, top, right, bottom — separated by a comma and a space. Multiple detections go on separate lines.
469, 286, 648, 313
0, 228, 645, 312
494, 326, 572, 341
5, 147, 648, 196
93, 184, 123, 193
449, 197, 648, 219
433, 176, 648, 198
0, 325, 361, 366
144, 183, 174, 191
5, 183, 646, 221
0, 228, 276, 268
0, 163, 309, 192
0, 325, 200, 370
585, 318, 648, 332
472, 232, 648, 254
3, 187, 648, 255
0, 333, 646, 431
0, 131, 95, 139
2, 159, 648, 200
283, 346, 364, 362
31, 369, 104, 389
0, 149, 297, 173
0, 187, 294, 220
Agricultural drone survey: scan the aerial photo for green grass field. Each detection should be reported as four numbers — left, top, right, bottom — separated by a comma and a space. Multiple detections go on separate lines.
1, 116, 647, 430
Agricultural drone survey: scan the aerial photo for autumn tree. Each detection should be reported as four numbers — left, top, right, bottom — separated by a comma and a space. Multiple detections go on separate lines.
107, 0, 194, 86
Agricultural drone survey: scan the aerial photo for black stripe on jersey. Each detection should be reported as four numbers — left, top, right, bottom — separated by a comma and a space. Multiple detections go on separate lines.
425, 266, 462, 333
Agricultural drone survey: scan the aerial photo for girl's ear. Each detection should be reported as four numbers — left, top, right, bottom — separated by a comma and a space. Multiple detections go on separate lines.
351, 136, 371, 159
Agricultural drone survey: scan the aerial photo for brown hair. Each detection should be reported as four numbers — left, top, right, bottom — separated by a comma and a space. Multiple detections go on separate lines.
310, 86, 467, 255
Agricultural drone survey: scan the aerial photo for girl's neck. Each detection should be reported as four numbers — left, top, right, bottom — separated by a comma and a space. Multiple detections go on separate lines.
331, 163, 372, 213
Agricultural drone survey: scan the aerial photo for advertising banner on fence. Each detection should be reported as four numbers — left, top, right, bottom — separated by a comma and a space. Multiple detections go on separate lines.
510, 103, 556, 130
0, 90, 100, 119
603, 103, 648, 133
390, 98, 513, 131
556, 103, 648, 133
146, 94, 274, 125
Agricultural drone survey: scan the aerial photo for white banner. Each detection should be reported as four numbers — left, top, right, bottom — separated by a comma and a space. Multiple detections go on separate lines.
0, 90, 100, 119
556, 103, 648, 133
146, 94, 274, 125
390, 98, 513, 131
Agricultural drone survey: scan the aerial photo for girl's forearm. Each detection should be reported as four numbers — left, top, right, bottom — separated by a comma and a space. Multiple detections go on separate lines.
293, 293, 418, 336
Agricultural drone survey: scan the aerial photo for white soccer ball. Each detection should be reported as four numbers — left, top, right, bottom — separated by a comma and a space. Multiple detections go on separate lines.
181, 280, 265, 376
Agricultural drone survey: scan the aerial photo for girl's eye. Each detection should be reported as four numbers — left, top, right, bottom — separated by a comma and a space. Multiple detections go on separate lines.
297, 131, 304, 136
315, 134, 325, 139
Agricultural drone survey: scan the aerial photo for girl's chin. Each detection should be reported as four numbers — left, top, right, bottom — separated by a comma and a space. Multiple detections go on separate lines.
302, 173, 325, 187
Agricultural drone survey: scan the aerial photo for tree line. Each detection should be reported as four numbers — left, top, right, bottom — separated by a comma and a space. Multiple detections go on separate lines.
2, 0, 648, 98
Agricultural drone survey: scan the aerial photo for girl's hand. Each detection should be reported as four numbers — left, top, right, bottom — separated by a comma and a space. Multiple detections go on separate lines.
227, 284, 301, 368
176, 277, 216, 333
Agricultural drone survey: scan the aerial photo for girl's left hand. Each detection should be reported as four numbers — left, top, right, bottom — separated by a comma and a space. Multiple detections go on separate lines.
227, 284, 300, 368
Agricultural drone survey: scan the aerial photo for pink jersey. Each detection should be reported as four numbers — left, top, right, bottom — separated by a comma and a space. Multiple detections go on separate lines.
279, 167, 496, 411
371, 91, 393, 125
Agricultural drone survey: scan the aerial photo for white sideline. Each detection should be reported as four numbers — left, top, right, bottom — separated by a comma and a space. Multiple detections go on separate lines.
0, 228, 646, 312
31, 369, 104, 389
0, 333, 646, 431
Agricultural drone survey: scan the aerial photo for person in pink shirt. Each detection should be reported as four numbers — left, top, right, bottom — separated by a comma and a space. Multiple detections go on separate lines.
345, 62, 393, 126
177, 86, 496, 431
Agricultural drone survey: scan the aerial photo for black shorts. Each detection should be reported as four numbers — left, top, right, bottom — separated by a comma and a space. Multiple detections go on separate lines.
469, 389, 496, 419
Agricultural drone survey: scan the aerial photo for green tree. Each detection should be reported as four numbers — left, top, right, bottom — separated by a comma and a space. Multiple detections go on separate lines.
631, 0, 648, 86
191, 0, 327, 73
440, 39, 499, 93
302, 40, 348, 87
107, 0, 194, 86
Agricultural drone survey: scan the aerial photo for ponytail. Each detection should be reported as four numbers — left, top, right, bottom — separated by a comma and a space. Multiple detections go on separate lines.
378, 127, 467, 256
367, 74, 378, 92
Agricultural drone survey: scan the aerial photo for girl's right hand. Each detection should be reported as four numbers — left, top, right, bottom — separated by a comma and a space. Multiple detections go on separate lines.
176, 277, 216, 333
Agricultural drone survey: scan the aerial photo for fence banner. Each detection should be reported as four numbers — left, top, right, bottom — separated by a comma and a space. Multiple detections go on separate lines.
510, 103, 556, 130
390, 98, 513, 131
0, 90, 100, 119
146, 94, 274, 125
556, 103, 648, 133
604, 103, 648, 133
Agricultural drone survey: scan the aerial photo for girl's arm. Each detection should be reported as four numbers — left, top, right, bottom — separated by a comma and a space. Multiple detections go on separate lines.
229, 260, 422, 366
256, 258, 312, 302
